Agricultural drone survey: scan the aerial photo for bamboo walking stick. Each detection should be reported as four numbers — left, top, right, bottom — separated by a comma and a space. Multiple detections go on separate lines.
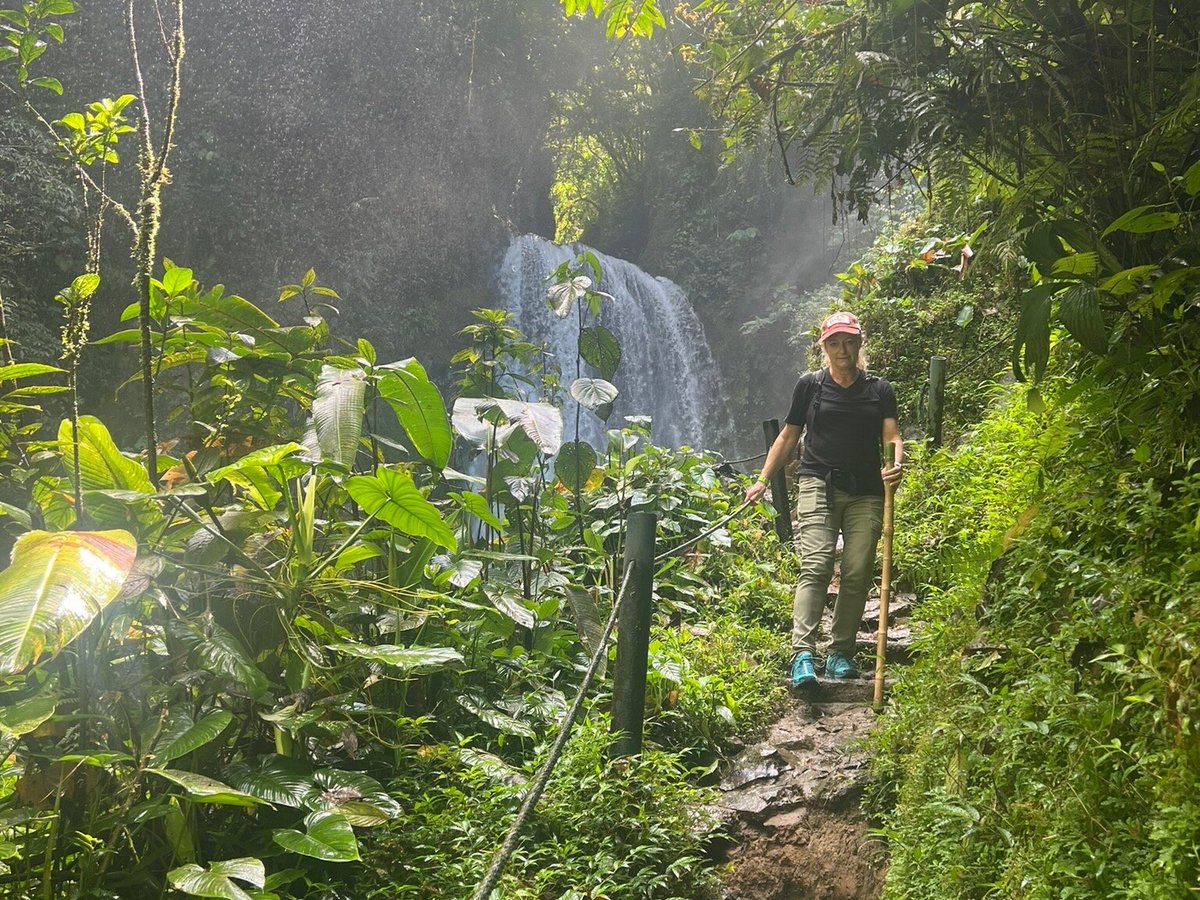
873, 441, 897, 713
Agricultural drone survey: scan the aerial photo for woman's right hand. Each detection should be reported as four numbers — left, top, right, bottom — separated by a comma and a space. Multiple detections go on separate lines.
745, 480, 768, 504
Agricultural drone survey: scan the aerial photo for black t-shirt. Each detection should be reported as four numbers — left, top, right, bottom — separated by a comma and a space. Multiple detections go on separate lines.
784, 369, 898, 497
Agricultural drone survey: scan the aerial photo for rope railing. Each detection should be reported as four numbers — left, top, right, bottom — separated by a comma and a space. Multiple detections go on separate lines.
716, 450, 767, 466
471, 496, 760, 898
654, 499, 754, 564
470, 566, 635, 900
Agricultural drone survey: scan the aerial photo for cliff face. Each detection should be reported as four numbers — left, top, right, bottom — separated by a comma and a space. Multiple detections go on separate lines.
23, 1, 565, 379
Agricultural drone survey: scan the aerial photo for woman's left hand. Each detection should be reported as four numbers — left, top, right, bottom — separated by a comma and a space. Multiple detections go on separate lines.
881, 461, 903, 487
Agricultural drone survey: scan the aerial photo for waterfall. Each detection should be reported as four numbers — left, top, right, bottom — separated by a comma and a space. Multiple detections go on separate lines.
496, 234, 729, 450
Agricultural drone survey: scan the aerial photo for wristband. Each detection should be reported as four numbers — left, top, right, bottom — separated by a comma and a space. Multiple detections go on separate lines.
756, 474, 770, 486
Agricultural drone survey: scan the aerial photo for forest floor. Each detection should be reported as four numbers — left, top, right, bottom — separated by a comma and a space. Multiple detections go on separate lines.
711, 590, 915, 899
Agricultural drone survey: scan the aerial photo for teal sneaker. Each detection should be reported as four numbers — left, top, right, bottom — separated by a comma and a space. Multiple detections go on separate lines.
825, 650, 859, 679
790, 652, 817, 687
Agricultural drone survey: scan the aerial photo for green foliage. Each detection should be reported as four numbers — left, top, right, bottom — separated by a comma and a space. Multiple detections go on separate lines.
0, 528, 136, 672
869, 368, 1200, 897
358, 716, 718, 898
560, 0, 665, 39
0, 0, 75, 90
0, 264, 792, 897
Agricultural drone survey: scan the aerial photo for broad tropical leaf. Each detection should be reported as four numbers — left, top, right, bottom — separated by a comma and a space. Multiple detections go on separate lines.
484, 585, 535, 629
0, 530, 137, 674
450, 491, 504, 531
304, 365, 365, 468
569, 377, 618, 412
451, 397, 516, 448
0, 362, 63, 383
168, 858, 265, 900
226, 755, 313, 808
579, 325, 621, 380
272, 810, 360, 862
57, 416, 154, 493
547, 275, 591, 317
326, 642, 463, 672
304, 769, 400, 824
174, 289, 279, 333
173, 620, 270, 700
377, 359, 452, 468
508, 400, 563, 455
457, 692, 536, 738
1012, 283, 1057, 382
1058, 284, 1109, 354
0, 686, 58, 736
207, 443, 309, 510
451, 398, 562, 456
564, 585, 607, 675
346, 467, 456, 550
152, 710, 234, 765
1101, 205, 1180, 237
147, 769, 270, 807
554, 441, 598, 495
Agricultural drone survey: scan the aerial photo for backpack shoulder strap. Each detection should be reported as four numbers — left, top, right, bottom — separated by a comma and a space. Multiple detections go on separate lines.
805, 368, 828, 432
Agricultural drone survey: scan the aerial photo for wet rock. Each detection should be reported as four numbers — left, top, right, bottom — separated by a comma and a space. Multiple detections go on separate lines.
720, 760, 786, 792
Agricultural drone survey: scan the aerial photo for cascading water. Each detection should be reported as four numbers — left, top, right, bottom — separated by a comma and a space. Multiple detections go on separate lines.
497, 234, 730, 450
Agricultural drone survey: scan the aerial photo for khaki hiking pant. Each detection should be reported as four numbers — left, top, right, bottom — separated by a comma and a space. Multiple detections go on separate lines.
791, 475, 884, 658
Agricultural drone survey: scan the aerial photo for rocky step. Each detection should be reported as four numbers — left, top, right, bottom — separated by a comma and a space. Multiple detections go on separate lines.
855, 627, 914, 664
859, 592, 916, 630
713, 700, 889, 898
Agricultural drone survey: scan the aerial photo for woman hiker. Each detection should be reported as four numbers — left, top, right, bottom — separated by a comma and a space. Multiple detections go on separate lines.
745, 311, 904, 686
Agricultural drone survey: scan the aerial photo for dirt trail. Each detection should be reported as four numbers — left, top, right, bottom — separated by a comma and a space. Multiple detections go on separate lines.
711, 594, 915, 900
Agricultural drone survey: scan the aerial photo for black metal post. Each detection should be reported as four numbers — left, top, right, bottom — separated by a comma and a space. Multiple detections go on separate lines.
928, 356, 947, 448
762, 418, 793, 544
611, 510, 656, 757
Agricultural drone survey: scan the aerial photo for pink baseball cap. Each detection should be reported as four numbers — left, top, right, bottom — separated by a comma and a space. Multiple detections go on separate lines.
819, 311, 862, 342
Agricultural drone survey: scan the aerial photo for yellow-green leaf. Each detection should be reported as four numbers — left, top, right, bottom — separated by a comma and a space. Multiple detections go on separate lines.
0, 530, 137, 674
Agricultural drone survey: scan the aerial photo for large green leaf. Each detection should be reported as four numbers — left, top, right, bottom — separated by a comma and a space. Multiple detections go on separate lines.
569, 378, 618, 415
554, 441, 598, 495
326, 642, 463, 672
168, 858, 264, 900
173, 620, 269, 700
579, 325, 621, 380
507, 400, 563, 455
1011, 283, 1057, 382
346, 467, 456, 550
174, 289, 279, 333
0, 362, 63, 384
1057, 284, 1109, 355
0, 530, 137, 674
57, 416, 154, 493
451, 398, 517, 449
152, 710, 234, 765
0, 685, 58, 736
272, 810, 359, 862
304, 769, 400, 825
226, 755, 313, 808
563, 585, 606, 675
206, 443, 309, 510
483, 585, 535, 629
377, 359, 452, 468
1101, 205, 1180, 237
450, 398, 562, 456
457, 692, 536, 739
450, 491, 504, 531
305, 366, 365, 468
546, 275, 591, 318
146, 769, 270, 807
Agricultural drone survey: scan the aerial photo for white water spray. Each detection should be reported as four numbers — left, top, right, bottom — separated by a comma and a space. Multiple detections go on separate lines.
497, 234, 729, 450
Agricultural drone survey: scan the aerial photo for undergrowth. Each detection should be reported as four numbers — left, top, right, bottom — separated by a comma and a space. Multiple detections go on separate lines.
360, 716, 721, 899
870, 374, 1200, 897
